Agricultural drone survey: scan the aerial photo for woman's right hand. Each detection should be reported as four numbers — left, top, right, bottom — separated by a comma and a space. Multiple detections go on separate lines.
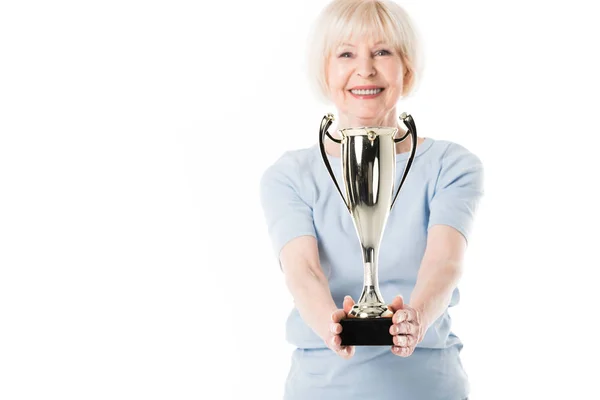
327, 295, 355, 359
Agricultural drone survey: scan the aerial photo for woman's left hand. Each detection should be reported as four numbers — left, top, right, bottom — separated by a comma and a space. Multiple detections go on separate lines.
388, 295, 427, 357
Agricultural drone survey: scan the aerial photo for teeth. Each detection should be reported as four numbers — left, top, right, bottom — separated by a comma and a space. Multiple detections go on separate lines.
350, 88, 383, 95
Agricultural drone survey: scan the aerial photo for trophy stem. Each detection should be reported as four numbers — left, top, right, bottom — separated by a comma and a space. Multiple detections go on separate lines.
359, 246, 384, 304
349, 246, 392, 318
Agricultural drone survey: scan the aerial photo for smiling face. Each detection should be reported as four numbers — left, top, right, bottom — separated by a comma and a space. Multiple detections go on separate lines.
326, 35, 406, 127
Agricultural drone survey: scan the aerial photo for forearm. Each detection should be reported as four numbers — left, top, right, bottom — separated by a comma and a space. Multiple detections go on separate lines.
284, 266, 338, 341
409, 258, 463, 329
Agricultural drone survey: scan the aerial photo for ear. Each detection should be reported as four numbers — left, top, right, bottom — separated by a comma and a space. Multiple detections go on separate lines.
323, 70, 331, 96
402, 68, 413, 97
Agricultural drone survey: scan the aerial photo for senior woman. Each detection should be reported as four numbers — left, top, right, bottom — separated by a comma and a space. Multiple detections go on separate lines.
259, 1, 483, 399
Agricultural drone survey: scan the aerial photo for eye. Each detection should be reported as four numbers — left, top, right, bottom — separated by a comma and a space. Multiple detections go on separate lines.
338, 52, 353, 58
375, 49, 392, 56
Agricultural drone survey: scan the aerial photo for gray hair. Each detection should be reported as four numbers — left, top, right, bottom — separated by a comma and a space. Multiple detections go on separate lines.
306, 0, 424, 104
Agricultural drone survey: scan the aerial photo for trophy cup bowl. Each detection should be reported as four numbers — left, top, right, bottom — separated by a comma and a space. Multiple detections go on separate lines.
318, 112, 418, 346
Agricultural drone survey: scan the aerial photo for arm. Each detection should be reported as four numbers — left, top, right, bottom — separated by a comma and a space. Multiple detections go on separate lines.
279, 235, 355, 358
259, 156, 355, 357
409, 224, 467, 330
410, 144, 483, 328
279, 235, 338, 341
388, 224, 467, 357
390, 144, 484, 356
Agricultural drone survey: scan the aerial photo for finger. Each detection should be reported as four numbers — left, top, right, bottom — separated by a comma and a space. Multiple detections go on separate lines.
329, 334, 343, 351
391, 321, 418, 336
392, 346, 413, 357
393, 334, 415, 348
344, 345, 355, 358
393, 334, 408, 347
337, 345, 355, 359
328, 333, 356, 359
393, 307, 418, 324
393, 310, 407, 324
343, 296, 355, 313
399, 321, 418, 336
329, 335, 353, 358
330, 322, 342, 335
387, 295, 404, 313
331, 309, 346, 323
405, 306, 420, 323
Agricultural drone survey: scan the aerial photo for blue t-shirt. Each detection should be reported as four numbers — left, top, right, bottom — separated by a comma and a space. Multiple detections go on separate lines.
259, 137, 484, 400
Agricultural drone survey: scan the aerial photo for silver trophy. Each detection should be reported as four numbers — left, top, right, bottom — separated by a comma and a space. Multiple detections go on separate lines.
318, 112, 417, 346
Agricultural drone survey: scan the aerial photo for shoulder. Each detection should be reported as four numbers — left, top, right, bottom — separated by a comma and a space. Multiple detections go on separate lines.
261, 145, 319, 178
260, 145, 320, 191
423, 139, 484, 193
423, 140, 484, 188
427, 139, 483, 169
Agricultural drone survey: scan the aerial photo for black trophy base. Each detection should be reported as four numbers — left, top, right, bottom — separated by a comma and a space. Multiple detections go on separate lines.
340, 317, 394, 346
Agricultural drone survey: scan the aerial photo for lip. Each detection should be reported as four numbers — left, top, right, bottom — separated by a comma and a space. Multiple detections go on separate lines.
348, 85, 384, 90
348, 86, 385, 99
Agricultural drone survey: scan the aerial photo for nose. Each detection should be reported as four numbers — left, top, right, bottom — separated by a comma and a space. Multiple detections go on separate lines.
356, 56, 376, 78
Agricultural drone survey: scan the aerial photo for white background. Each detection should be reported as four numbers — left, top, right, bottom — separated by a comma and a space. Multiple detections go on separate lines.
1, 1, 599, 399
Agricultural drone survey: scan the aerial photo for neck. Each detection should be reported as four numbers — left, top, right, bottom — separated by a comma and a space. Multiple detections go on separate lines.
336, 109, 399, 130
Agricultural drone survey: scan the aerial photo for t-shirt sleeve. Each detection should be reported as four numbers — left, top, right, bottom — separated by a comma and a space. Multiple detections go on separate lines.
259, 153, 316, 262
427, 143, 485, 243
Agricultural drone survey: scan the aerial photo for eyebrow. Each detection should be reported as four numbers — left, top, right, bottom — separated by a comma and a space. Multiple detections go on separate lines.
338, 41, 387, 47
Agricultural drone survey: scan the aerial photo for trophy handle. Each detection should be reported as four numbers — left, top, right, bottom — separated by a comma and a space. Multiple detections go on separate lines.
318, 114, 350, 212
390, 113, 418, 210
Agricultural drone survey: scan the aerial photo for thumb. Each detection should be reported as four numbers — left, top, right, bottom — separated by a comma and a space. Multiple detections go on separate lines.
388, 295, 404, 313
343, 295, 355, 314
